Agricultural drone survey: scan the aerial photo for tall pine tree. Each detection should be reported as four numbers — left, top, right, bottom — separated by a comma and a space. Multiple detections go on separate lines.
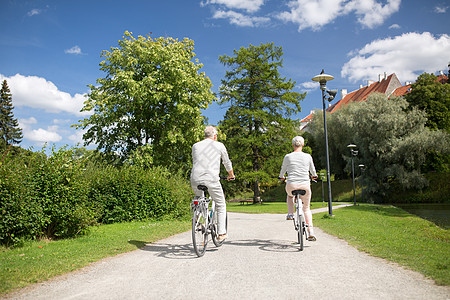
218, 43, 305, 203
0, 80, 23, 148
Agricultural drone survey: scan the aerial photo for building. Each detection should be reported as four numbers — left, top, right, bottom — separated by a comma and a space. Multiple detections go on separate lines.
300, 73, 402, 131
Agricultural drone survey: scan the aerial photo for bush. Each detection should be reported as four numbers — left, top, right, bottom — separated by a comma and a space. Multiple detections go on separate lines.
0, 146, 98, 246
87, 164, 192, 224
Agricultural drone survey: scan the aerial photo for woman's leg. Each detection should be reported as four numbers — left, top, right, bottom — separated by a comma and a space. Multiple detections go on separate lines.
285, 183, 296, 215
300, 185, 313, 228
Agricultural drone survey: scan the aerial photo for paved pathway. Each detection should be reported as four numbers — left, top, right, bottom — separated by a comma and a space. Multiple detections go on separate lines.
5, 205, 449, 300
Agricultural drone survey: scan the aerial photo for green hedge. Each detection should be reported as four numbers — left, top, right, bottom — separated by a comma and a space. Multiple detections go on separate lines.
0, 147, 193, 247
86, 164, 192, 224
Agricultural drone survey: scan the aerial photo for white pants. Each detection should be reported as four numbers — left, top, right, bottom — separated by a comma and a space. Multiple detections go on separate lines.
191, 180, 227, 235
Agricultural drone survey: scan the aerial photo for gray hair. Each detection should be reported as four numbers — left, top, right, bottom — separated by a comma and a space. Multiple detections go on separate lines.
292, 136, 304, 148
204, 125, 218, 138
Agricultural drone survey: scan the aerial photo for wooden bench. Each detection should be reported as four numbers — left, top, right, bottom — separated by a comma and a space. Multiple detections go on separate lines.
239, 199, 253, 205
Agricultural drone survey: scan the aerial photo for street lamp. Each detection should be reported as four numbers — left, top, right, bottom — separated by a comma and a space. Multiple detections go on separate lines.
347, 144, 358, 205
359, 164, 365, 203
312, 70, 336, 216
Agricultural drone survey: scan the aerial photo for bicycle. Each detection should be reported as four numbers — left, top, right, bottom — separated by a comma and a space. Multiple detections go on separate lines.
291, 188, 309, 251
190, 177, 230, 257
278, 176, 313, 251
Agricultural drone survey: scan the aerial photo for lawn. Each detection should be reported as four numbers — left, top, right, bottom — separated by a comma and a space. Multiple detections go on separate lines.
314, 204, 450, 286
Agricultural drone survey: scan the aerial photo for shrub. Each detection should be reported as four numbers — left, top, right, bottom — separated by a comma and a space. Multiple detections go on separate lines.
87, 164, 192, 224
0, 146, 99, 246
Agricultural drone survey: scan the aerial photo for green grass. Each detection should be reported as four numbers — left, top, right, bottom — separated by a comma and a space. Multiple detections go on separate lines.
226, 201, 339, 214
260, 179, 357, 202
0, 219, 190, 295
314, 204, 450, 286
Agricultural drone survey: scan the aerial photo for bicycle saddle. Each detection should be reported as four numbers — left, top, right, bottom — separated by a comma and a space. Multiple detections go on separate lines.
292, 189, 306, 196
197, 185, 208, 192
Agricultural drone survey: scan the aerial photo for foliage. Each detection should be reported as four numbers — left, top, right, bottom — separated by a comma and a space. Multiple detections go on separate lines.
390, 172, 450, 204
308, 93, 450, 202
0, 145, 193, 247
74, 31, 214, 172
405, 72, 450, 132
86, 164, 192, 224
0, 80, 22, 149
0, 146, 98, 247
218, 43, 306, 202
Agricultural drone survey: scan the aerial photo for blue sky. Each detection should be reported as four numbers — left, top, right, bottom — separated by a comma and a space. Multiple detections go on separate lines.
1, 0, 449, 151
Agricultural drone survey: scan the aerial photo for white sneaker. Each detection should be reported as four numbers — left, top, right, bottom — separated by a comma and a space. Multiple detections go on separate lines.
286, 213, 294, 220
308, 228, 316, 241
217, 234, 228, 242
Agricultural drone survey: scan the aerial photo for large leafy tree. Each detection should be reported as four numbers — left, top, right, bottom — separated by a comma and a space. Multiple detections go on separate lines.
0, 80, 22, 149
218, 43, 305, 202
309, 93, 449, 202
75, 31, 215, 171
405, 72, 450, 132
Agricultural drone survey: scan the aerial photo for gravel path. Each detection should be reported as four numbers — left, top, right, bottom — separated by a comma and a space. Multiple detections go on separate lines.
5, 206, 450, 300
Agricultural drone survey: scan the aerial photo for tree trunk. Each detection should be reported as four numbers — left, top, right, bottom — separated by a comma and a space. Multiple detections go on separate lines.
253, 178, 261, 204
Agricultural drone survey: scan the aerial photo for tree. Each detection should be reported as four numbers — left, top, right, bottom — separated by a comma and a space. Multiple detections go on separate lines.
218, 43, 306, 203
309, 93, 449, 202
74, 31, 215, 171
0, 80, 22, 149
405, 72, 450, 132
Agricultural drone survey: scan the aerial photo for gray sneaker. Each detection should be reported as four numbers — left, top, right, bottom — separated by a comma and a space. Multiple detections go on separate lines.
286, 213, 294, 220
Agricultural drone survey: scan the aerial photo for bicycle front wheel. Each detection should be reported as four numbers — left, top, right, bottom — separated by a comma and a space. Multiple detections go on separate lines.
212, 210, 227, 247
192, 208, 208, 257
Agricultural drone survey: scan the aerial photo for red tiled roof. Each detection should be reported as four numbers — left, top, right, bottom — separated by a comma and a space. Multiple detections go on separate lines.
327, 73, 401, 113
300, 114, 313, 122
392, 85, 411, 97
437, 74, 449, 84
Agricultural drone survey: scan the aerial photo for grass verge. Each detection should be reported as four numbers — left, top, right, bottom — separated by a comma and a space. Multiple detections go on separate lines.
226, 201, 341, 214
0, 219, 190, 296
314, 204, 450, 286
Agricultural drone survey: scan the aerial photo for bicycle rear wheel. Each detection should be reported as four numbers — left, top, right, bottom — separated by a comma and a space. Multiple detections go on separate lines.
212, 210, 227, 247
296, 202, 304, 251
192, 208, 208, 257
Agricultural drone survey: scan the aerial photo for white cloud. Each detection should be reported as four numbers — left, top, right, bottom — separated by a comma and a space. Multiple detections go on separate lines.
389, 24, 400, 29
64, 45, 83, 55
27, 128, 62, 143
68, 129, 86, 145
212, 10, 270, 26
27, 9, 42, 17
201, 0, 264, 13
0, 74, 90, 117
434, 5, 448, 13
341, 32, 450, 83
299, 81, 319, 93
277, 0, 401, 31
18, 117, 62, 144
343, 0, 401, 29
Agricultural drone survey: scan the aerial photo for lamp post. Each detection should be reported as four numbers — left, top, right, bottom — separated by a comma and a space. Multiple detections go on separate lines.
320, 172, 325, 206
358, 164, 365, 203
312, 70, 337, 216
347, 144, 358, 205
